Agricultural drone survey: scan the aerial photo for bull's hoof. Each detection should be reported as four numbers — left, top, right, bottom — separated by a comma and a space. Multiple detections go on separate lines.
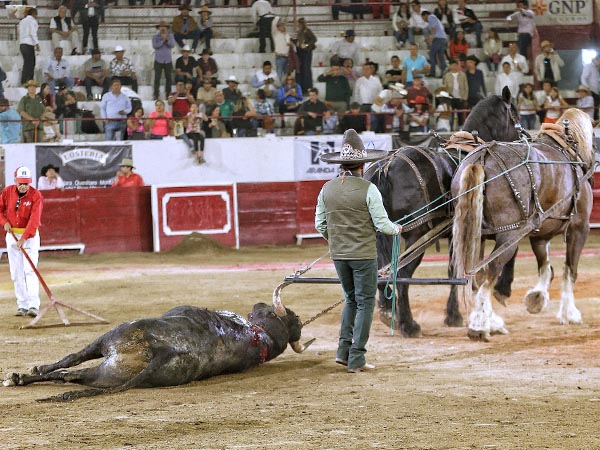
378, 309, 399, 330
444, 313, 464, 328
400, 321, 422, 338
467, 328, 490, 342
524, 290, 548, 314
493, 290, 509, 307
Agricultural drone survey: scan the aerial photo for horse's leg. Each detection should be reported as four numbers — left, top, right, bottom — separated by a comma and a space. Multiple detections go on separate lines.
524, 237, 553, 314
557, 222, 589, 325
493, 248, 518, 306
445, 236, 463, 327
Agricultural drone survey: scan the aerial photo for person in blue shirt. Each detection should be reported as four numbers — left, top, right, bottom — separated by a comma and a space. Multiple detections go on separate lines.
276, 75, 303, 115
101, 78, 132, 141
421, 9, 448, 78
402, 43, 430, 87
0, 99, 22, 144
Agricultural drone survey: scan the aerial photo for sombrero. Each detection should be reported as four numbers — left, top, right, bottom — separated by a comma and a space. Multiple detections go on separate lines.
320, 129, 388, 164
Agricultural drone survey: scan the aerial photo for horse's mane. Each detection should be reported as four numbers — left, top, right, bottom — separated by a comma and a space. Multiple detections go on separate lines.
557, 108, 595, 165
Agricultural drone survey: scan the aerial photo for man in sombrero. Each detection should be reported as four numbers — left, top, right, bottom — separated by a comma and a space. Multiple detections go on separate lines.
315, 129, 401, 373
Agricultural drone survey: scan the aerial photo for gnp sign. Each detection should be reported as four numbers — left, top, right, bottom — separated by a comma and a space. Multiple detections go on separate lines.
531, 0, 592, 25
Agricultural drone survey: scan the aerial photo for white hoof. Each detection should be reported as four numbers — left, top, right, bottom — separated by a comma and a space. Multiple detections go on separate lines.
489, 312, 508, 335
556, 305, 582, 325
524, 289, 549, 314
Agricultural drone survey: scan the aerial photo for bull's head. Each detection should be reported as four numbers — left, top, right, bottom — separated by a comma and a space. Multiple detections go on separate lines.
272, 282, 315, 353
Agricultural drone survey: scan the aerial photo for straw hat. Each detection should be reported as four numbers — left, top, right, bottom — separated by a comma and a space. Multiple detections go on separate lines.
199, 5, 211, 15
320, 129, 388, 164
120, 157, 135, 168
576, 84, 591, 94
436, 90, 452, 99
181, 44, 192, 52
540, 40, 552, 50
23, 80, 39, 88
156, 20, 170, 29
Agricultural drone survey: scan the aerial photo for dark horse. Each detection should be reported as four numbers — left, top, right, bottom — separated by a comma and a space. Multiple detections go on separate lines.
451, 109, 595, 341
367, 87, 522, 337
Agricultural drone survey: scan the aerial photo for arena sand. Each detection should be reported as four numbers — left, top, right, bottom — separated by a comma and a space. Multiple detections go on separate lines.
1, 233, 600, 450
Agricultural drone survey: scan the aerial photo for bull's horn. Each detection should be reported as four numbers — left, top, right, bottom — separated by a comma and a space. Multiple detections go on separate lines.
272, 281, 291, 317
290, 338, 316, 353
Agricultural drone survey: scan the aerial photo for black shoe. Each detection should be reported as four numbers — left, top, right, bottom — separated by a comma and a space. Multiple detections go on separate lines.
15, 308, 27, 317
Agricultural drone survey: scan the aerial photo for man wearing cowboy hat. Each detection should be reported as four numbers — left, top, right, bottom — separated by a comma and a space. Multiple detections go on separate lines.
198, 5, 213, 53
576, 84, 594, 120
109, 45, 138, 92
38, 164, 65, 190
18, 80, 44, 143
196, 48, 219, 87
172, 5, 202, 53
112, 157, 144, 187
223, 75, 242, 103
0, 166, 44, 317
315, 129, 401, 373
534, 40, 564, 85
152, 20, 176, 101
175, 44, 197, 87
0, 99, 22, 144
465, 54, 486, 108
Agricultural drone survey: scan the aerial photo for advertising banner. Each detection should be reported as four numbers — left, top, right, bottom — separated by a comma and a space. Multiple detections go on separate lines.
35, 144, 131, 188
294, 134, 392, 180
531, 0, 592, 25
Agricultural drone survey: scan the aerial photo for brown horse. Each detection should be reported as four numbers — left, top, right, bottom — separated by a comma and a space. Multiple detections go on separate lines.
451, 108, 595, 341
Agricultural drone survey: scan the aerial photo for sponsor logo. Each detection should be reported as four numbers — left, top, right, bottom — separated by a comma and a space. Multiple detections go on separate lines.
310, 141, 335, 164
58, 147, 110, 165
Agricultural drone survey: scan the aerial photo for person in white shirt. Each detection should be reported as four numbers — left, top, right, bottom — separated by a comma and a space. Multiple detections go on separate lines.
37, 164, 65, 191
354, 62, 384, 132
19, 8, 39, 85
534, 40, 564, 85
506, 0, 536, 59
580, 54, 600, 120
272, 18, 291, 84
575, 85, 595, 120
49, 6, 80, 56
330, 30, 361, 67
250, 61, 280, 99
251, 0, 275, 53
495, 62, 520, 98
408, 0, 430, 46
44, 47, 73, 93
499, 42, 529, 87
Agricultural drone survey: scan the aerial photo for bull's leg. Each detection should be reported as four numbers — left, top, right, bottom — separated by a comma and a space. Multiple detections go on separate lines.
493, 248, 518, 306
557, 221, 588, 325
5, 366, 104, 387
524, 238, 553, 314
31, 339, 103, 375
445, 237, 463, 327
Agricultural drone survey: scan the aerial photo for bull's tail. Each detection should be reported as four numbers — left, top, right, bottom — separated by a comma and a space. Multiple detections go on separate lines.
451, 164, 485, 300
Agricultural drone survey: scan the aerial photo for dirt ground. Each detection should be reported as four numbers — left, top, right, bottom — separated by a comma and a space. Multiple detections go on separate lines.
1, 233, 600, 450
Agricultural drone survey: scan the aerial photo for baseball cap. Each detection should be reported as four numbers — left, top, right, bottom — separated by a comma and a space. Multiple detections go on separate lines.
15, 166, 32, 184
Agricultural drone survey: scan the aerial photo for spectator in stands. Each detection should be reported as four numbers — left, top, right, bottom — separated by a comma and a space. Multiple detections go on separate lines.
382, 89, 409, 133
406, 73, 432, 108
0, 99, 22, 144
40, 110, 62, 142
0, 65, 5, 100
354, 62, 383, 116
110, 46, 138, 93
331, 0, 371, 20
434, 0, 455, 39
295, 17, 317, 90
321, 108, 339, 134
197, 6, 213, 53
112, 157, 144, 187
495, 61, 520, 98
433, 89, 452, 132
196, 78, 217, 107
453, 0, 482, 48
38, 83, 54, 110
517, 82, 538, 130
44, 47, 74, 93
506, 0, 536, 60
317, 63, 352, 114
271, 18, 292, 84
534, 79, 553, 124
408, 95, 429, 132
251, 61, 280, 99
127, 106, 147, 140
251, 0, 275, 53
277, 75, 303, 115
184, 102, 207, 163
222, 75, 242, 103
18, 80, 45, 143
73, 1, 101, 54
581, 54, 600, 121
146, 100, 173, 139
441, 59, 467, 127
543, 86, 568, 124
340, 102, 367, 133
465, 55, 486, 109
152, 20, 176, 101
175, 45, 197, 88
330, 30, 361, 68
252, 88, 275, 133
402, 43, 430, 87
576, 85, 594, 120
196, 49, 219, 87
299, 87, 328, 135
38, 164, 65, 190
384, 56, 403, 89
168, 80, 195, 117
500, 42, 529, 84
83, 49, 110, 101
448, 30, 468, 61
483, 30, 503, 72
207, 105, 229, 138
534, 40, 564, 86
407, 0, 429, 46
392, 2, 410, 49
231, 96, 256, 137
341, 58, 361, 90
213, 90, 234, 132
54, 81, 75, 118
421, 9, 447, 79
172, 5, 202, 53
50, 6, 81, 55
19, 8, 39, 86
101, 78, 132, 141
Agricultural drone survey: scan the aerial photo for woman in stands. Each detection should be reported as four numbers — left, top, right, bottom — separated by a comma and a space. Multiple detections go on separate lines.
483, 30, 503, 73
543, 87, 569, 124
38, 83, 54, 110
127, 106, 146, 140
449, 30, 468, 61
277, 75, 303, 115
392, 2, 410, 49
146, 100, 173, 139
517, 82, 538, 130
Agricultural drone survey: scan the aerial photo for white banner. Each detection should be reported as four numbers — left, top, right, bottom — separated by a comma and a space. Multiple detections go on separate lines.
293, 133, 393, 180
531, 0, 592, 25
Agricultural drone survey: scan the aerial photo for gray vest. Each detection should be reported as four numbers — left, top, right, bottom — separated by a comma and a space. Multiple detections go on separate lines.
322, 175, 376, 260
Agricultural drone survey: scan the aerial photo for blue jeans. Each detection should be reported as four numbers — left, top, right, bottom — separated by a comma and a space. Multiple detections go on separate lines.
334, 259, 378, 370
408, 27, 430, 45
517, 32, 532, 59
275, 55, 288, 86
428, 38, 447, 77
521, 113, 536, 130
174, 30, 202, 51
104, 119, 126, 141
393, 29, 408, 45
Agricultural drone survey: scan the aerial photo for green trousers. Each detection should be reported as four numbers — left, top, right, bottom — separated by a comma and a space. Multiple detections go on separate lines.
334, 258, 378, 370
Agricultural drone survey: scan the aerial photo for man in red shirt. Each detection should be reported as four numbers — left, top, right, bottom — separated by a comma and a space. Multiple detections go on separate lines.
0, 166, 43, 317
112, 157, 144, 187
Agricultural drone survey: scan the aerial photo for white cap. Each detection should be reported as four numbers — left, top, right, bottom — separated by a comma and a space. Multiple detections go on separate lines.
14, 166, 32, 184
114, 45, 125, 52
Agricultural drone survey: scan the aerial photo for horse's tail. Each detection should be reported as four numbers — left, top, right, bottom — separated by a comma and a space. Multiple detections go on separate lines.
451, 163, 485, 290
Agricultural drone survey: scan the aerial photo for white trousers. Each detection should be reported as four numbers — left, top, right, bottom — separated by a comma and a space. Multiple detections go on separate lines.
51, 30, 81, 55
6, 231, 41, 310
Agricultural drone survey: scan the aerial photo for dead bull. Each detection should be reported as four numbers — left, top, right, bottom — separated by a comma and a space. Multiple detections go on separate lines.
3, 297, 314, 402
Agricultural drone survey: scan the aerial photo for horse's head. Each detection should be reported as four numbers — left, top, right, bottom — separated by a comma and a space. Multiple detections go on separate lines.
462, 86, 521, 142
